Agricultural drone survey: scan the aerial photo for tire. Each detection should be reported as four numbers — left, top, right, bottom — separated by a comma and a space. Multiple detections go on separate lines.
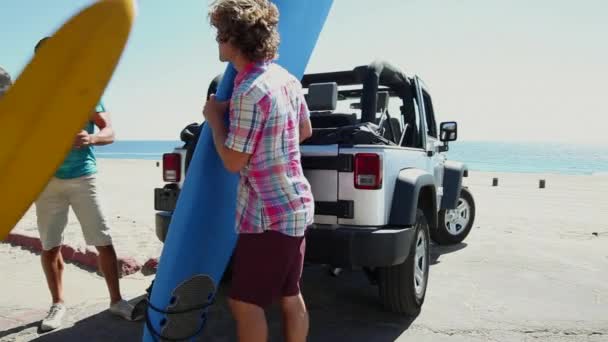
432, 187, 476, 245
378, 209, 430, 316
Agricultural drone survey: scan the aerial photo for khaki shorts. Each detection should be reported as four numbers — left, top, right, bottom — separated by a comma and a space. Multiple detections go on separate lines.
35, 175, 112, 251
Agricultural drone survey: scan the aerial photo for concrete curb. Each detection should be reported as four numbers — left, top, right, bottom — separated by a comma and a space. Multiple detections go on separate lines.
4, 233, 144, 277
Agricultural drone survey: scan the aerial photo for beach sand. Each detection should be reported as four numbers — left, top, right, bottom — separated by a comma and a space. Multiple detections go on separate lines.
11, 159, 608, 269
13, 159, 608, 264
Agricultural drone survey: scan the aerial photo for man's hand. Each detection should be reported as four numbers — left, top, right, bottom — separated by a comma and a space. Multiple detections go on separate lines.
203, 94, 229, 129
73, 130, 92, 149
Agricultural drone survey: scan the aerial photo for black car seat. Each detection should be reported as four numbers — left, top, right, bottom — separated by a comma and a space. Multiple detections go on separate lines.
307, 82, 358, 128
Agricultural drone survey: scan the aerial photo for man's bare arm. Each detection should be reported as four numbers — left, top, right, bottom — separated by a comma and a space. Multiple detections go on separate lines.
91, 111, 115, 146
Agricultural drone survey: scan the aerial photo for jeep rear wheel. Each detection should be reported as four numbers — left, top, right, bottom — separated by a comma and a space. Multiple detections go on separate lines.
433, 187, 476, 245
378, 209, 430, 316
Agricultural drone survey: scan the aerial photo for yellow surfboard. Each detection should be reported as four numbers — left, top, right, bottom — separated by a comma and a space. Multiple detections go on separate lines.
0, 0, 136, 240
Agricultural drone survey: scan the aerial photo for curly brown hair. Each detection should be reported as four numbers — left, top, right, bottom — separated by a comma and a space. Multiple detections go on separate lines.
209, 0, 280, 62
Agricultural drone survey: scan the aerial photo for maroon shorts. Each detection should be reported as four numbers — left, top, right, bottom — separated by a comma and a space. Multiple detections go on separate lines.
229, 230, 306, 308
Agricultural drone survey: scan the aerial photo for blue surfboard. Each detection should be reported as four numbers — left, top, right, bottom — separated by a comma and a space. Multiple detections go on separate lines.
143, 1, 333, 340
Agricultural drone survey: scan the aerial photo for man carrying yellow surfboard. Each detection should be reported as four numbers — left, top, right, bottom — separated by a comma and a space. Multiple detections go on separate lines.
32, 37, 141, 331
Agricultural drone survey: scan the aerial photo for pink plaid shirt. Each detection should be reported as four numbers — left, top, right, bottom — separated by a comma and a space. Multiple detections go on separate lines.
225, 62, 314, 237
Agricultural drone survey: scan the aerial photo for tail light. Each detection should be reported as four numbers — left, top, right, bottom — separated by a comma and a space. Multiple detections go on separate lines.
163, 153, 181, 183
354, 153, 382, 189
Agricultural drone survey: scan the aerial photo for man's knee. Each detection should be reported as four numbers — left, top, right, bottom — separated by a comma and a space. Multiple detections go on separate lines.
280, 294, 307, 316
42, 246, 62, 258
229, 298, 267, 321
42, 247, 64, 269
95, 244, 116, 256
229, 297, 261, 312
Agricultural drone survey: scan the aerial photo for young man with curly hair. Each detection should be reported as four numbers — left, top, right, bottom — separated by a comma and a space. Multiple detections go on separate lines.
203, 1, 314, 341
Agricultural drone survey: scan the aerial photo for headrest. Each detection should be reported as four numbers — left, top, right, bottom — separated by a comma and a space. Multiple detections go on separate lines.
306, 82, 337, 112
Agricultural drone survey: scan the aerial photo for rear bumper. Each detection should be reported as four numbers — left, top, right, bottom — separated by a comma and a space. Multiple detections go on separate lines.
155, 212, 415, 268
154, 185, 179, 242
305, 224, 416, 268
155, 211, 172, 242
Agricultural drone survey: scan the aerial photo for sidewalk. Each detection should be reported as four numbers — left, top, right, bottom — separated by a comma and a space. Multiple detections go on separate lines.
0, 243, 149, 340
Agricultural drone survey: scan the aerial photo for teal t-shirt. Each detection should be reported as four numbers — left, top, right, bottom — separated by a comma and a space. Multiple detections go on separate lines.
55, 102, 105, 179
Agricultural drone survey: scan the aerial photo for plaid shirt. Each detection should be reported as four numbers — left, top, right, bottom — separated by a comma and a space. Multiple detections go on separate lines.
225, 62, 314, 237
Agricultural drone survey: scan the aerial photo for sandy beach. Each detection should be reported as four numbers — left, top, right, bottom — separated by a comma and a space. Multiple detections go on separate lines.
12, 159, 608, 266
3, 158, 607, 341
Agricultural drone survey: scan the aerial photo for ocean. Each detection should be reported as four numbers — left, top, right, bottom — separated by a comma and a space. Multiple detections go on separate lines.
96, 141, 608, 175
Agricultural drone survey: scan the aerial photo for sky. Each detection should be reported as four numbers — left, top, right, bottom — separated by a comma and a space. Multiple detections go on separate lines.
1, 0, 607, 143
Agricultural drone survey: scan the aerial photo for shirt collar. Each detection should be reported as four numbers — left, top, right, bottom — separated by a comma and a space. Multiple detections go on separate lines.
234, 61, 270, 87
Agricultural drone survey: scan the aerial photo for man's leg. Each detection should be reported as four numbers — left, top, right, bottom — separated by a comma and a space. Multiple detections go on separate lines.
35, 178, 69, 304
40, 246, 68, 332
35, 178, 70, 331
41, 246, 65, 304
229, 232, 286, 342
280, 294, 309, 342
228, 298, 268, 342
281, 235, 308, 342
68, 175, 121, 303
96, 245, 122, 303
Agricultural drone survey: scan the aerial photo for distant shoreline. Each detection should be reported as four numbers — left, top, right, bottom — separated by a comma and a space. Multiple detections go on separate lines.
95, 140, 608, 175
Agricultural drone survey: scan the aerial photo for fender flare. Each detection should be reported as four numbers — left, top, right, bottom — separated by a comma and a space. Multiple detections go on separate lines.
441, 161, 467, 210
389, 168, 437, 228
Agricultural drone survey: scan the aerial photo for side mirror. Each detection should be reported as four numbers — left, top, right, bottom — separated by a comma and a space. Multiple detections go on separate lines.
440, 121, 458, 142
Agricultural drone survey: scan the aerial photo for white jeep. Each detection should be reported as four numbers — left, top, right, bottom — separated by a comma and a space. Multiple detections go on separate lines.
154, 61, 476, 316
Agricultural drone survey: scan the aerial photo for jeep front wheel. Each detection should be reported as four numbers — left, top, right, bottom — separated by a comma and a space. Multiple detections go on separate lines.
433, 187, 476, 245
378, 209, 430, 316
